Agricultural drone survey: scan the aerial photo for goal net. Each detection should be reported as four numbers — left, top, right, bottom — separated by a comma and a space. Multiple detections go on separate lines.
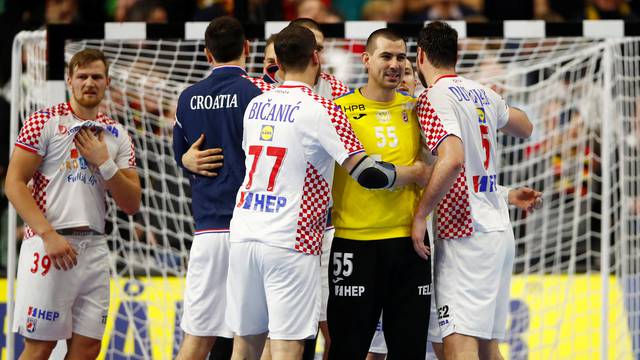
7, 23, 640, 359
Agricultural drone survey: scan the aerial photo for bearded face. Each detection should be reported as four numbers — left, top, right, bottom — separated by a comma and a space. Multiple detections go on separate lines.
68, 60, 109, 109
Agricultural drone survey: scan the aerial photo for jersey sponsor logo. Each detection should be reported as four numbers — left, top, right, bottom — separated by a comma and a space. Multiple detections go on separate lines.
26, 317, 37, 333
189, 93, 238, 110
236, 191, 287, 213
60, 149, 100, 185
448, 86, 491, 106
376, 110, 391, 124
341, 104, 366, 113
247, 99, 300, 123
476, 107, 486, 124
334, 285, 365, 297
27, 306, 60, 322
352, 113, 367, 120
68, 122, 119, 138
260, 125, 274, 141
418, 283, 432, 295
473, 174, 498, 193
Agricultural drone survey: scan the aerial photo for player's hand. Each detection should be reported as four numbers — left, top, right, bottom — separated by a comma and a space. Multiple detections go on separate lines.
74, 128, 110, 167
508, 187, 543, 213
41, 230, 78, 271
182, 134, 223, 177
411, 216, 431, 260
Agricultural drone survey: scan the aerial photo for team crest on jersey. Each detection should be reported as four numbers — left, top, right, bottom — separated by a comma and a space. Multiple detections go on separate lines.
26, 317, 37, 333
476, 107, 486, 124
376, 110, 391, 124
402, 110, 408, 123
260, 125, 274, 141
58, 125, 68, 134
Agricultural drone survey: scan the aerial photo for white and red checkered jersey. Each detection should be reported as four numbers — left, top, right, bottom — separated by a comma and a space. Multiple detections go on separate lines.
16, 102, 136, 238
417, 75, 511, 239
317, 72, 350, 100
230, 81, 364, 255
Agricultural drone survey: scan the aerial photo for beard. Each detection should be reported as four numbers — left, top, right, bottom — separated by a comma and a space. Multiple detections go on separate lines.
418, 70, 429, 88
74, 91, 103, 108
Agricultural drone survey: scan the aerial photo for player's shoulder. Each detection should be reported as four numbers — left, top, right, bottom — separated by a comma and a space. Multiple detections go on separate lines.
28, 102, 70, 122
394, 90, 417, 103
239, 74, 276, 93
333, 88, 356, 104
319, 72, 349, 98
297, 86, 336, 111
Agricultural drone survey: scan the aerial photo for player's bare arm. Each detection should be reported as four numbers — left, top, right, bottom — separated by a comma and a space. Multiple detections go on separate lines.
74, 128, 141, 214
4, 147, 78, 270
411, 136, 465, 259
181, 133, 224, 177
500, 106, 532, 138
508, 187, 543, 213
341, 152, 426, 189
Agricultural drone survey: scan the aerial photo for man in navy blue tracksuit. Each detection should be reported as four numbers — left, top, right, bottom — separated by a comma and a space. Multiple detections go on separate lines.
172, 16, 273, 360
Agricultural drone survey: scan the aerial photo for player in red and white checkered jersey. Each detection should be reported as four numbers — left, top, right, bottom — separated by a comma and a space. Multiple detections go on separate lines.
5, 49, 140, 359
226, 25, 425, 360
262, 18, 350, 101
412, 22, 534, 360
261, 18, 350, 360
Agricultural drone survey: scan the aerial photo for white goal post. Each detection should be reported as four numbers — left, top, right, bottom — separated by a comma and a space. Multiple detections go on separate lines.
6, 20, 640, 359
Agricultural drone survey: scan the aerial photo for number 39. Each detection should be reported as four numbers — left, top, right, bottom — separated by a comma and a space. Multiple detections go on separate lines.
30, 252, 52, 276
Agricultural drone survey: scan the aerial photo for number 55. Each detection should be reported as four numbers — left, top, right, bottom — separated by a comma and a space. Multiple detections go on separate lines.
332, 252, 354, 277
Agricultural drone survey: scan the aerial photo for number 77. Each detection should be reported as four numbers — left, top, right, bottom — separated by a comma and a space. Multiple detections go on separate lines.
246, 145, 287, 191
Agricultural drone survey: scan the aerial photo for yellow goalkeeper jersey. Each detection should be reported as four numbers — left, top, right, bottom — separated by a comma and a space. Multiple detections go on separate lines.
332, 88, 421, 240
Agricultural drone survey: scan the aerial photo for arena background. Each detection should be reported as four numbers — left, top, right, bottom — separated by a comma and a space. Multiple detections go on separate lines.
2, 8, 640, 360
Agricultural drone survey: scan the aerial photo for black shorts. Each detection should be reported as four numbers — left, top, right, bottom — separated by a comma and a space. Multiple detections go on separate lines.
327, 236, 431, 360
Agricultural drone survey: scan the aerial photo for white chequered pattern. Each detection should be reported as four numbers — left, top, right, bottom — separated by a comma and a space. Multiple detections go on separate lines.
299, 87, 364, 155
320, 72, 350, 99
416, 90, 473, 239
294, 162, 331, 255
24, 171, 49, 240
241, 74, 276, 93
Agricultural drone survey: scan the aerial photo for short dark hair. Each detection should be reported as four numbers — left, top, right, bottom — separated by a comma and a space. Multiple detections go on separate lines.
274, 25, 317, 73
265, 34, 276, 48
68, 49, 109, 77
204, 16, 245, 63
289, 18, 321, 32
365, 28, 405, 53
417, 21, 458, 68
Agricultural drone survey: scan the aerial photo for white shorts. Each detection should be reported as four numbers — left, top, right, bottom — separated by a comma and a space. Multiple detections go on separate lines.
181, 232, 233, 337
13, 235, 109, 341
369, 313, 386, 354
429, 228, 515, 341
427, 292, 442, 343
226, 241, 320, 340
319, 228, 334, 322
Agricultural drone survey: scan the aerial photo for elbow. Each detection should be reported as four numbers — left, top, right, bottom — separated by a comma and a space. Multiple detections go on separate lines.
123, 191, 142, 215
123, 203, 140, 216
522, 120, 533, 138
4, 177, 18, 203
448, 156, 465, 174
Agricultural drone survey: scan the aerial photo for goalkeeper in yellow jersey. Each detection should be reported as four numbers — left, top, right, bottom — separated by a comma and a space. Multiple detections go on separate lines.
327, 28, 431, 360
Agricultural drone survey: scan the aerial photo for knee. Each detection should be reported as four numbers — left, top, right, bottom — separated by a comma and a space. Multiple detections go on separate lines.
74, 341, 101, 359
22, 340, 57, 360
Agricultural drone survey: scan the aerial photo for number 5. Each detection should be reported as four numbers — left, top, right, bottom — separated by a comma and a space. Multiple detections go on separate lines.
479, 125, 490, 170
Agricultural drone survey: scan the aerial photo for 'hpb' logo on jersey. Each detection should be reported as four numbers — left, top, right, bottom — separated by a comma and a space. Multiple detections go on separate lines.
260, 125, 274, 141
